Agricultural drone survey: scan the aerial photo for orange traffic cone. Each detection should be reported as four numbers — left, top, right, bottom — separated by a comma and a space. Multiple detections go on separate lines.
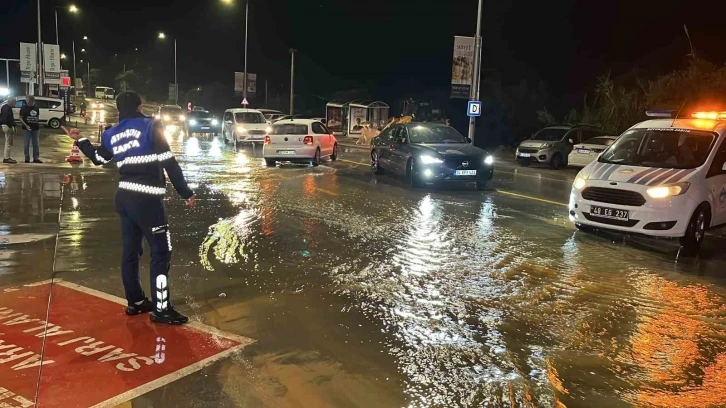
67, 141, 84, 163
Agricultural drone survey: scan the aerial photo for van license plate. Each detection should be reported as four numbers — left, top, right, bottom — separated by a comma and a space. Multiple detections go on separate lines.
278, 150, 295, 155
455, 170, 477, 176
577, 149, 590, 154
518, 153, 531, 157
590, 205, 629, 221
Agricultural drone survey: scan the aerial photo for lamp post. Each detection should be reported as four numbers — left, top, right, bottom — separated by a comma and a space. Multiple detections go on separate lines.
158, 32, 177, 104
466, 0, 483, 145
54, 5, 78, 45
289, 49, 296, 115
219, 0, 249, 103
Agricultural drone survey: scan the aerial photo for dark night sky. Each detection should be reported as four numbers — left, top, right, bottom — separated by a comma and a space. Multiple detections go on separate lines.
2, 0, 726, 109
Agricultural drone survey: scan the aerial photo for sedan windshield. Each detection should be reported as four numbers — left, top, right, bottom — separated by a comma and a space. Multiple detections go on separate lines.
598, 129, 716, 169
531, 128, 568, 141
409, 126, 467, 144
188, 111, 211, 119
235, 112, 266, 123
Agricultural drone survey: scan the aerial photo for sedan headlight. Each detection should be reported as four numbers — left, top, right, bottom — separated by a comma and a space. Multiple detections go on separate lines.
211, 119, 219, 126
420, 155, 444, 164
573, 176, 587, 190
188, 119, 197, 126
236, 126, 247, 134
484, 155, 494, 165
646, 182, 690, 199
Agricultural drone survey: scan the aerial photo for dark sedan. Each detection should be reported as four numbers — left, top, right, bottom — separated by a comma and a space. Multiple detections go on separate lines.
371, 122, 494, 189
186, 110, 219, 136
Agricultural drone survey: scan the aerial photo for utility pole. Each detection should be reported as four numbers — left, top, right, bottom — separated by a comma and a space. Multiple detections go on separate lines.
174, 39, 178, 104
72, 40, 77, 89
37, 0, 44, 96
467, 0, 483, 145
289, 49, 296, 115
242, 0, 249, 103
87, 61, 90, 94
265, 80, 268, 108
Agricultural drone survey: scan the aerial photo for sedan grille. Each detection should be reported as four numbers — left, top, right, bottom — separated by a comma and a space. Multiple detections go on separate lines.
518, 148, 539, 154
444, 157, 478, 170
581, 187, 646, 207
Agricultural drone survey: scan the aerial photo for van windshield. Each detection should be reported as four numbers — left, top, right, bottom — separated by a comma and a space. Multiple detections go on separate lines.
598, 128, 716, 169
235, 112, 266, 123
531, 128, 568, 141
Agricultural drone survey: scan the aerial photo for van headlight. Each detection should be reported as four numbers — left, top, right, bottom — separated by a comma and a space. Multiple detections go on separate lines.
236, 126, 247, 134
420, 155, 443, 164
573, 176, 587, 190
484, 155, 494, 165
646, 182, 690, 199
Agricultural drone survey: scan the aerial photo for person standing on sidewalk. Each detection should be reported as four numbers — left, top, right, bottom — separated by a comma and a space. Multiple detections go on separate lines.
62, 90, 196, 325
0, 97, 17, 164
19, 96, 42, 163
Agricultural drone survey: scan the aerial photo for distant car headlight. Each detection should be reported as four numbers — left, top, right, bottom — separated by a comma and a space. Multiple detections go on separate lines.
188, 119, 197, 126
211, 119, 219, 126
573, 176, 587, 190
646, 182, 690, 199
484, 155, 494, 165
236, 126, 247, 134
179, 115, 186, 121
420, 155, 443, 164
163, 114, 171, 121
265, 126, 272, 134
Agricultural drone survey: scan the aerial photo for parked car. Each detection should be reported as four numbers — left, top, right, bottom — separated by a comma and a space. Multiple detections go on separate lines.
221, 108, 271, 145
568, 136, 618, 167
263, 119, 337, 166
1, 96, 66, 129
516, 124, 605, 169
371, 122, 494, 189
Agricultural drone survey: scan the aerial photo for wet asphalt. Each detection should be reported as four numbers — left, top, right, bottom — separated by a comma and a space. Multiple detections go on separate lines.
3, 102, 726, 407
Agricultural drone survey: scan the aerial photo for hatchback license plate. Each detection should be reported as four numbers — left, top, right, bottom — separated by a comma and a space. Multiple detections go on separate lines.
590, 205, 629, 221
518, 153, 531, 157
577, 149, 590, 154
455, 170, 477, 176
278, 150, 295, 155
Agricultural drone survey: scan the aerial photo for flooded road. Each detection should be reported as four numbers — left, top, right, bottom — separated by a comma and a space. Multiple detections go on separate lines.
3, 124, 726, 407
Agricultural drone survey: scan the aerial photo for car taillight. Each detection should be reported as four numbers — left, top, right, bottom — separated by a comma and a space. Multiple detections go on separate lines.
303, 136, 313, 145
264, 135, 271, 145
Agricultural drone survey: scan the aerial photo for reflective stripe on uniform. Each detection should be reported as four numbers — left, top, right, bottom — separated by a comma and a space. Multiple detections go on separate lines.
118, 181, 167, 195
116, 152, 175, 168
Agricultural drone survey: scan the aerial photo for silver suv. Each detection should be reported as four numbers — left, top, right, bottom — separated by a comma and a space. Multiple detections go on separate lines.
515, 125, 604, 169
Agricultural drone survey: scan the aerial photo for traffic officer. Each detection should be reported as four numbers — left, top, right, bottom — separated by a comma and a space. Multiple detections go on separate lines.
62, 91, 195, 325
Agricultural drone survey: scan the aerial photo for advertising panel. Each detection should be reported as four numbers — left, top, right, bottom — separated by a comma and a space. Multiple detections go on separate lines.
451, 36, 474, 99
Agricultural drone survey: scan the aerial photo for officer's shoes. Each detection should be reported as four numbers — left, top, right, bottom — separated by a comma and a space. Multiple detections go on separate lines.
150, 308, 189, 325
125, 298, 154, 315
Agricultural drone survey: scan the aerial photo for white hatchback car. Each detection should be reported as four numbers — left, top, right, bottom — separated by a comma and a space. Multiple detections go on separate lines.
569, 110, 726, 254
2, 96, 67, 129
567, 135, 618, 167
263, 119, 338, 166
221, 108, 271, 145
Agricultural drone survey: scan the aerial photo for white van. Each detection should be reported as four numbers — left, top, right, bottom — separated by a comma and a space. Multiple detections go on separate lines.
1, 96, 66, 129
570, 110, 726, 254
221, 108, 271, 145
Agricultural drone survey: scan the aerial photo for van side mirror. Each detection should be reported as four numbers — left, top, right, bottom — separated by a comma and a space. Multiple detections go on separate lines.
568, 138, 574, 144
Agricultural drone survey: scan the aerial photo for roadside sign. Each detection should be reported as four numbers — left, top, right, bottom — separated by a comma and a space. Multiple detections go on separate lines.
0, 280, 253, 408
467, 101, 482, 117
61, 77, 71, 87
241, 98, 249, 106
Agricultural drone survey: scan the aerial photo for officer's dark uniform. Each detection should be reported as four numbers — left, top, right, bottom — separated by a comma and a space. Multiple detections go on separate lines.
77, 92, 193, 325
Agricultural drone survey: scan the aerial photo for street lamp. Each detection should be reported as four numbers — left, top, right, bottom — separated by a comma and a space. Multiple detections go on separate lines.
83, 35, 88, 40
61, 54, 67, 59
157, 32, 177, 104
54, 5, 79, 45
220, 0, 249, 103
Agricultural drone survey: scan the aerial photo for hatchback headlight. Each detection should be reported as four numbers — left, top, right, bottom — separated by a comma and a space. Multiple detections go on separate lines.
646, 182, 690, 199
420, 155, 443, 164
573, 176, 587, 190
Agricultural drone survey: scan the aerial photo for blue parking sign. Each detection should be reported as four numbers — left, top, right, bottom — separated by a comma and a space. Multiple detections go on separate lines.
467, 101, 482, 117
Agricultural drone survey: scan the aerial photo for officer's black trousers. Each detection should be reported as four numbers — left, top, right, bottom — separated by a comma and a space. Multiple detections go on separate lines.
115, 189, 172, 312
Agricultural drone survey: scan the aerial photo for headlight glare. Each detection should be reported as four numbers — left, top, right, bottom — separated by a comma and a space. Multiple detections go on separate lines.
484, 155, 494, 165
573, 176, 587, 190
646, 182, 690, 199
420, 155, 443, 164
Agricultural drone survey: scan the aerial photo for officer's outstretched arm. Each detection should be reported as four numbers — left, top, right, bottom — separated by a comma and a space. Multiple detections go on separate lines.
62, 126, 114, 165
152, 122, 194, 199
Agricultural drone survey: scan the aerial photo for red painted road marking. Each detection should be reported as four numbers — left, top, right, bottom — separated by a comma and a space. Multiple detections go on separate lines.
0, 280, 254, 408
